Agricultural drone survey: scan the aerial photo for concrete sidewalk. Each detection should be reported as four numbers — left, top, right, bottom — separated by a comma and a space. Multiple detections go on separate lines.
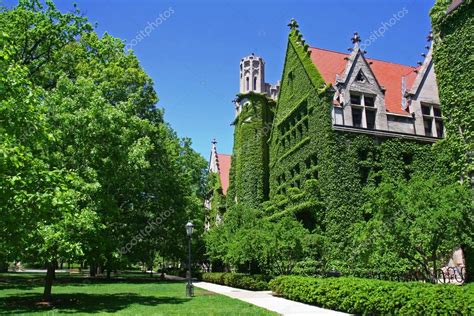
194, 282, 349, 316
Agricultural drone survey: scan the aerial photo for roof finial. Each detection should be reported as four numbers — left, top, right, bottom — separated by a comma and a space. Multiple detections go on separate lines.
288, 18, 299, 30
427, 31, 433, 42
351, 32, 361, 44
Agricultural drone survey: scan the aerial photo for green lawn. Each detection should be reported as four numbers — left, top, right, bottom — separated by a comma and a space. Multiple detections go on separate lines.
0, 273, 276, 315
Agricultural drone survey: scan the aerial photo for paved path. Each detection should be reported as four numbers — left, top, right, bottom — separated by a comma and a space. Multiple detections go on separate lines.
194, 282, 349, 316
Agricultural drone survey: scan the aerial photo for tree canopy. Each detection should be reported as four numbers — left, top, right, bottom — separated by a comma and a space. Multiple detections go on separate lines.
0, 0, 207, 300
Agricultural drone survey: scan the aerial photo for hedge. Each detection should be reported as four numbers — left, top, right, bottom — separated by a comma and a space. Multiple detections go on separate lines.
202, 273, 269, 291
166, 268, 202, 280
270, 276, 474, 315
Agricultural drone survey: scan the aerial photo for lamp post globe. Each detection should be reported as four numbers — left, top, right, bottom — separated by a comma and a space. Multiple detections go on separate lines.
185, 221, 194, 237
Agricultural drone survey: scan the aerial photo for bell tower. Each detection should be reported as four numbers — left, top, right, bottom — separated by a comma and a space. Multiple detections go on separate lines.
240, 53, 265, 94
229, 54, 277, 209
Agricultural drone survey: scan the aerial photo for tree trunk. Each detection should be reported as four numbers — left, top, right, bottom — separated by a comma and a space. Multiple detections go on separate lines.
43, 262, 55, 302
0, 262, 8, 273
106, 260, 112, 279
89, 261, 97, 277
52, 263, 56, 280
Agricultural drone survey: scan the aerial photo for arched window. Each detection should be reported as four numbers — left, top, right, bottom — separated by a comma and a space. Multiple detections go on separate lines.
253, 77, 257, 90
246, 77, 249, 91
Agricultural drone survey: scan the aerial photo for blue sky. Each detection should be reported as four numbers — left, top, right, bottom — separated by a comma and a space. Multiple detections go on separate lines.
4, 0, 435, 158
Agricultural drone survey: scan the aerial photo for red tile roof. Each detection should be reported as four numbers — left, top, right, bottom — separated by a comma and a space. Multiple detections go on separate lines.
217, 154, 231, 195
309, 47, 417, 115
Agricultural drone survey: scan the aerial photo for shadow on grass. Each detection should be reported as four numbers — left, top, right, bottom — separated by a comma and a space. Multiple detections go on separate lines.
0, 293, 189, 314
0, 276, 186, 291
0, 278, 43, 291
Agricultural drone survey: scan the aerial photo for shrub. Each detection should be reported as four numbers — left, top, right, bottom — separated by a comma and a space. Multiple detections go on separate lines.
202, 272, 269, 291
269, 276, 474, 315
166, 268, 202, 280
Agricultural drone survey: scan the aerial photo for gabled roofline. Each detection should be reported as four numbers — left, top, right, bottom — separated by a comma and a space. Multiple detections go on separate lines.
335, 47, 386, 95
406, 43, 434, 99
268, 23, 331, 145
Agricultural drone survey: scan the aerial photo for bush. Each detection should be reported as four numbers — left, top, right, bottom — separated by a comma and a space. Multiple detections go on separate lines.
202, 273, 269, 291
166, 268, 202, 280
270, 276, 474, 315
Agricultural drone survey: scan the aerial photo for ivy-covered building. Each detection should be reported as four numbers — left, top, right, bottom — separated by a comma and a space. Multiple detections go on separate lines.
209, 15, 469, 269
431, 0, 473, 186
430, 0, 473, 278
224, 20, 443, 206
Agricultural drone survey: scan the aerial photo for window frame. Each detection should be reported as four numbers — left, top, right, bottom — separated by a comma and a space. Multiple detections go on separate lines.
420, 103, 443, 138
350, 92, 377, 129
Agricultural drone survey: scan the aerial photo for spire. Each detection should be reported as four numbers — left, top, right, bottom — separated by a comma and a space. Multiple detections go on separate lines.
288, 18, 299, 30
209, 139, 219, 173
211, 138, 217, 152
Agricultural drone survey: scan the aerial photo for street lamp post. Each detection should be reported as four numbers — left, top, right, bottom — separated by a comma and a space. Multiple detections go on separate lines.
185, 221, 194, 297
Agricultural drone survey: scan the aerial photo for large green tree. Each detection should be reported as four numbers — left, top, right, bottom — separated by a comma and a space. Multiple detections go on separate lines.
0, 0, 206, 300
0, 32, 99, 300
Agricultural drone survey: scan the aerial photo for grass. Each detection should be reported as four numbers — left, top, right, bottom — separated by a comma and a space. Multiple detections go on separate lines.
0, 273, 277, 315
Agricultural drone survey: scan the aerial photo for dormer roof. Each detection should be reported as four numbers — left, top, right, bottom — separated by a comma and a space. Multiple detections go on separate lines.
216, 154, 231, 195
309, 47, 417, 115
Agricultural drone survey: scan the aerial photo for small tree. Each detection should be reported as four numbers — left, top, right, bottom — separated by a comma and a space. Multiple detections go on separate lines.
355, 176, 472, 281
259, 217, 308, 276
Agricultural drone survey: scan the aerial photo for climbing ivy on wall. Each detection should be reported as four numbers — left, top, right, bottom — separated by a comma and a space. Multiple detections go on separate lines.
269, 29, 329, 200
219, 17, 470, 275
207, 171, 226, 227
266, 27, 460, 268
226, 92, 275, 209
430, 0, 473, 184
430, 0, 474, 280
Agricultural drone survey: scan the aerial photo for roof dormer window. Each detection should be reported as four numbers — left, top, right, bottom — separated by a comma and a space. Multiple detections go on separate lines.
350, 92, 377, 129
350, 94, 361, 105
364, 96, 375, 107
421, 103, 443, 138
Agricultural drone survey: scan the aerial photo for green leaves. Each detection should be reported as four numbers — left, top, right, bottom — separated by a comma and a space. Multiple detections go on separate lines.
202, 273, 270, 291
431, 0, 473, 184
205, 204, 308, 275
353, 175, 472, 280
0, 1, 207, 290
270, 276, 474, 315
